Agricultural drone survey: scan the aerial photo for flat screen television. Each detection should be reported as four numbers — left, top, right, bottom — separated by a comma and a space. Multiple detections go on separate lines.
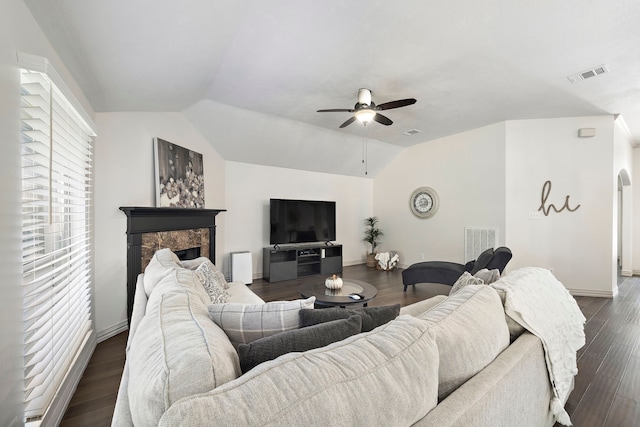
270, 198, 336, 245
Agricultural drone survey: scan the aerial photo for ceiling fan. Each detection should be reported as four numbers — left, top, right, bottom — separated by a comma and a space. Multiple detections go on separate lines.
317, 88, 417, 128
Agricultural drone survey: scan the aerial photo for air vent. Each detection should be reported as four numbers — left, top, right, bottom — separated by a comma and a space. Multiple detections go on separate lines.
403, 129, 422, 136
567, 65, 609, 84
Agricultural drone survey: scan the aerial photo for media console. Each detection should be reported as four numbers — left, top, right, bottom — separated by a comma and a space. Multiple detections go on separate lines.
263, 243, 343, 282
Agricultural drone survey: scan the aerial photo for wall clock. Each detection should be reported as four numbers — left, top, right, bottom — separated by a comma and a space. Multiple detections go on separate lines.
410, 187, 439, 219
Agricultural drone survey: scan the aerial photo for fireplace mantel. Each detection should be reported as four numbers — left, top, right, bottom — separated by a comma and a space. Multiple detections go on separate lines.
120, 206, 226, 324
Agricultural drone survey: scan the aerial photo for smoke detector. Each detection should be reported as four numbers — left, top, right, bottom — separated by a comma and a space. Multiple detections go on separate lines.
567, 65, 609, 84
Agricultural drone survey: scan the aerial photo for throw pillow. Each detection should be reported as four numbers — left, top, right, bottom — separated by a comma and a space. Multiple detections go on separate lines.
208, 297, 316, 347
180, 256, 209, 270
299, 304, 401, 332
194, 261, 230, 304
469, 247, 494, 275
184, 258, 230, 289
473, 268, 501, 285
237, 315, 363, 373
450, 271, 484, 295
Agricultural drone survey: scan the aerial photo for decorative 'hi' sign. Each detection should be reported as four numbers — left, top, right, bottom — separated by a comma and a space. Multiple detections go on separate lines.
538, 180, 581, 216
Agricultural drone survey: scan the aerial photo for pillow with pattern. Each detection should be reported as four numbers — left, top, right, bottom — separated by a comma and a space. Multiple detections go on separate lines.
208, 297, 316, 348
450, 271, 485, 295
195, 260, 230, 304
183, 258, 230, 289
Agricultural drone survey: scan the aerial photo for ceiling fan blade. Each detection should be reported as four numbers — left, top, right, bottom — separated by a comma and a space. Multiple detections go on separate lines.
373, 113, 393, 126
317, 108, 354, 113
376, 98, 417, 110
339, 117, 356, 128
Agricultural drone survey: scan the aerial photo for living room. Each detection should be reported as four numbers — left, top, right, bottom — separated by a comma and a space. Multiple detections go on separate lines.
2, 1, 640, 426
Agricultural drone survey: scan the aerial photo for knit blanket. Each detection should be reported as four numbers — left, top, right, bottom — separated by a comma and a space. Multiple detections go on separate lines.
491, 267, 586, 426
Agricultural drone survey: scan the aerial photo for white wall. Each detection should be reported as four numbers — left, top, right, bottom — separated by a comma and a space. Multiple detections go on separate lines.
1, 0, 96, 423
613, 118, 634, 277
374, 122, 507, 267
375, 116, 623, 297
93, 112, 226, 338
223, 162, 373, 278
634, 148, 640, 273
505, 116, 616, 296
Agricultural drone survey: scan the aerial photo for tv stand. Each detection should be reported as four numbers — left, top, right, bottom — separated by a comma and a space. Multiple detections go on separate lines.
263, 243, 342, 282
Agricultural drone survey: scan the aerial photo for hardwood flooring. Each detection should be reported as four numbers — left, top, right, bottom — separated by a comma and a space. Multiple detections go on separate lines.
60, 264, 640, 427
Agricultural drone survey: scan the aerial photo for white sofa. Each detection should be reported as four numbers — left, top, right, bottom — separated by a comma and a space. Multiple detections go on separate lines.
112, 249, 567, 427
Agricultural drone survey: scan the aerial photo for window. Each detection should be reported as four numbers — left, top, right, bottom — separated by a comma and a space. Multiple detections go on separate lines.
20, 65, 95, 423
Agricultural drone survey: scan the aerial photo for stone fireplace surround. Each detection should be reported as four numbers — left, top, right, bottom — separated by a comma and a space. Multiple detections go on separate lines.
120, 206, 225, 324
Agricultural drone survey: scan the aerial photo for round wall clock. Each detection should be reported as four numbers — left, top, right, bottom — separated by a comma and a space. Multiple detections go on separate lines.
410, 187, 439, 219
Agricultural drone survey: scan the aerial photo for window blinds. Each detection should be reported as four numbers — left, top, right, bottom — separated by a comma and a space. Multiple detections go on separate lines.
20, 68, 95, 422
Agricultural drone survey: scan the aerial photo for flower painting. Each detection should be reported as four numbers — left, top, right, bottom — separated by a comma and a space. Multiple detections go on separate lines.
154, 138, 205, 208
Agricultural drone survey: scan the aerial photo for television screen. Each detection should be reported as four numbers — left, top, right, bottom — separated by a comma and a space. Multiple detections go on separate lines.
270, 199, 336, 245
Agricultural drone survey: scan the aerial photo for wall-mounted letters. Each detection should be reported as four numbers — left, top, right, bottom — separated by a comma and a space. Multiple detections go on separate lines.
538, 180, 581, 216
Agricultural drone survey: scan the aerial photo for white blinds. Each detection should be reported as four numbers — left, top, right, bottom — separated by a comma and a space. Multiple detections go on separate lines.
20, 69, 95, 422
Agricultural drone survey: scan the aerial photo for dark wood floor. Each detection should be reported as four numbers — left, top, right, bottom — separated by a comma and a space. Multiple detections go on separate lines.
60, 264, 640, 427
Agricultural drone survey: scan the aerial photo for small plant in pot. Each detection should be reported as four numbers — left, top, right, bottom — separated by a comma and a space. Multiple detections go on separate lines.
363, 216, 383, 268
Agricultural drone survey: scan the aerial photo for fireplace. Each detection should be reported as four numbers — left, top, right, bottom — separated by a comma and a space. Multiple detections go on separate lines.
120, 206, 225, 324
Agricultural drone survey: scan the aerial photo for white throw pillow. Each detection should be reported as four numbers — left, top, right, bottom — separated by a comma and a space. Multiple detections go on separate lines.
208, 297, 316, 348
195, 260, 230, 304
450, 271, 484, 295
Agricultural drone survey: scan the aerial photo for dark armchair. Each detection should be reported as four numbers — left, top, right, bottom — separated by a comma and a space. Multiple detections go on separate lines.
402, 247, 512, 292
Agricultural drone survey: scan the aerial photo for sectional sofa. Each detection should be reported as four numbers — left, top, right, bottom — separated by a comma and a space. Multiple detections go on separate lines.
112, 249, 575, 426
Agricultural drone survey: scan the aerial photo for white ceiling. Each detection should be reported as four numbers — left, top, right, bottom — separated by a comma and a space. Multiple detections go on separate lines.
24, 0, 640, 177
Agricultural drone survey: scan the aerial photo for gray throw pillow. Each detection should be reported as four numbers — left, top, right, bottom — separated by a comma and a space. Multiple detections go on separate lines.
473, 268, 501, 285
470, 248, 494, 275
299, 304, 401, 332
450, 271, 485, 295
237, 315, 362, 373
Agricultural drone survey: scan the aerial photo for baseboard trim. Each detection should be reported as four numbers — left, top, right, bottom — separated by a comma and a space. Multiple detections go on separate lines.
97, 320, 128, 343
568, 288, 617, 299
621, 269, 633, 277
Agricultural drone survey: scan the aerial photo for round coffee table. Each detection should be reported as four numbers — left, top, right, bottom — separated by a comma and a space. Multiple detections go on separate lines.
298, 278, 377, 308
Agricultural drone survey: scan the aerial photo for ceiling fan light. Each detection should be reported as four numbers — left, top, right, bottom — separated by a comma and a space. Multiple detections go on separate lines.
357, 88, 372, 106
355, 108, 375, 123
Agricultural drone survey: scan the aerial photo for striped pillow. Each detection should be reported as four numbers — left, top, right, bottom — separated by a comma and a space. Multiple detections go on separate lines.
208, 297, 316, 348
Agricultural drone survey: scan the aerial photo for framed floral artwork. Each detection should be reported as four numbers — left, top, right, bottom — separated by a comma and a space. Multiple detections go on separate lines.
153, 138, 204, 208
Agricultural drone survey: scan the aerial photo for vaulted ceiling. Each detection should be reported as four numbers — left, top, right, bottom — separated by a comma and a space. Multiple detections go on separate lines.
25, 0, 640, 177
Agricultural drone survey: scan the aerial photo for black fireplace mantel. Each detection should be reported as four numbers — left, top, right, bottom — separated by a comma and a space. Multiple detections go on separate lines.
119, 206, 226, 324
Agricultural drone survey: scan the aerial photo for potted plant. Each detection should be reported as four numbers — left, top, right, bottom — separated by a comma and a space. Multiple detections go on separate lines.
363, 216, 383, 268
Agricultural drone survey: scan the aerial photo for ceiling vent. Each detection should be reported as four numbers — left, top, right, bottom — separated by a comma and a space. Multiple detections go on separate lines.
403, 129, 422, 136
567, 65, 609, 84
